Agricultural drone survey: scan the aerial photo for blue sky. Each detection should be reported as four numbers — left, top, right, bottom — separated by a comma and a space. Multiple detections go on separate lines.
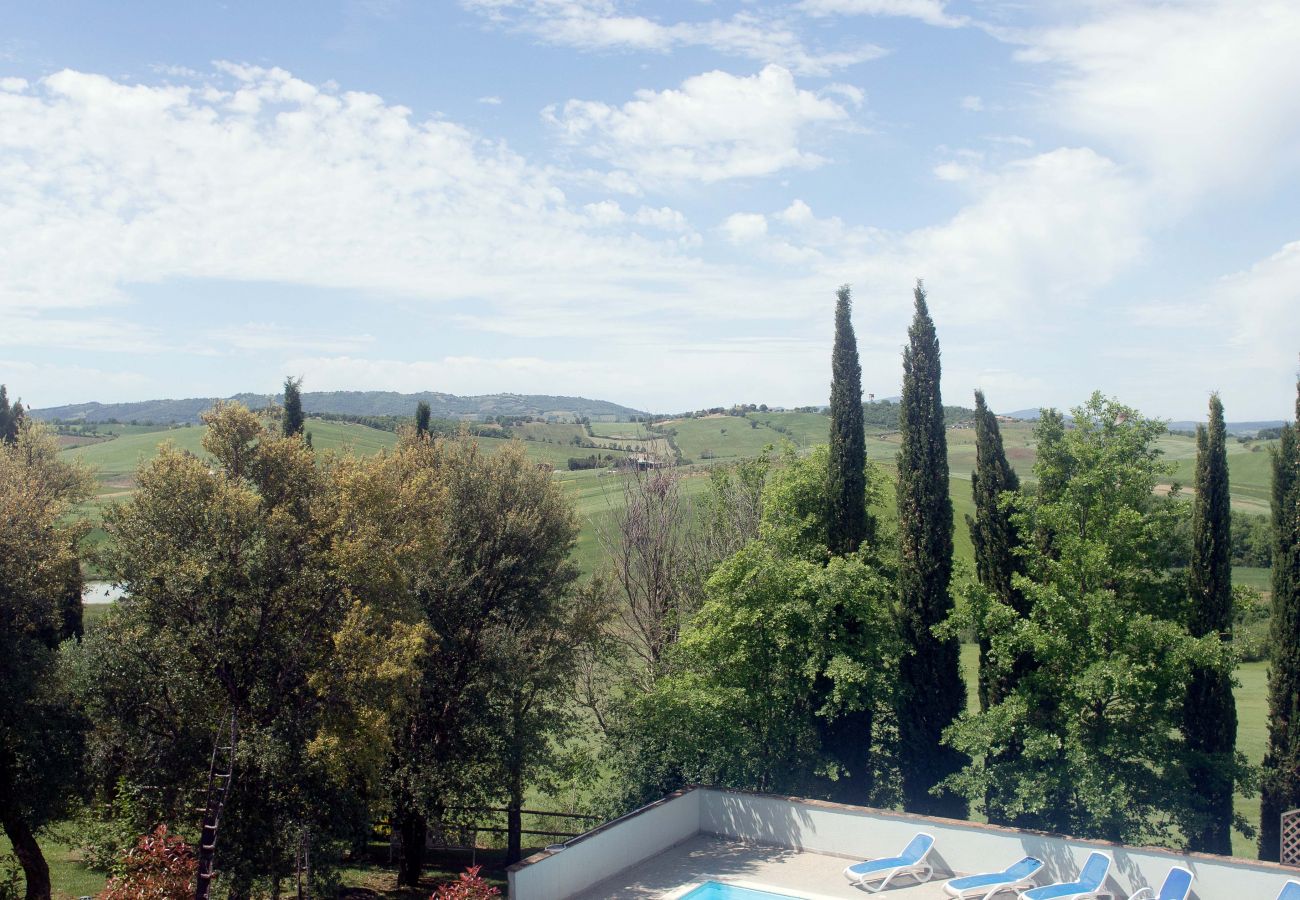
2, 0, 1298, 419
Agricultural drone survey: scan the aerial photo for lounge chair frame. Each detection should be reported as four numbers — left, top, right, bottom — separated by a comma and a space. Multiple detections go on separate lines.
843, 833, 935, 893
943, 857, 1044, 900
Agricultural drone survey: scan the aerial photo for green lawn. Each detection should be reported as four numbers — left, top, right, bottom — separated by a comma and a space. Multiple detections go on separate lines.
0, 832, 106, 900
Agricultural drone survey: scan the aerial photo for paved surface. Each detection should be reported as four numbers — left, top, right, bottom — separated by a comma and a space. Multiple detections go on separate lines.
571, 835, 961, 899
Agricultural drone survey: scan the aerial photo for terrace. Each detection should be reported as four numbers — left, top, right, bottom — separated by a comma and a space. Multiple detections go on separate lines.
508, 787, 1299, 900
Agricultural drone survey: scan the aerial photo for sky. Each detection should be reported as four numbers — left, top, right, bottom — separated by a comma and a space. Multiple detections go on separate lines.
1, 0, 1299, 419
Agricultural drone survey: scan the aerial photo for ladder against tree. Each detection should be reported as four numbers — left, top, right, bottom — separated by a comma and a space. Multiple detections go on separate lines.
1283, 809, 1300, 867
195, 707, 238, 900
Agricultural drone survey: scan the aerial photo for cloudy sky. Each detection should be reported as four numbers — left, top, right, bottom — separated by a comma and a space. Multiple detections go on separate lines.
2, 0, 1298, 418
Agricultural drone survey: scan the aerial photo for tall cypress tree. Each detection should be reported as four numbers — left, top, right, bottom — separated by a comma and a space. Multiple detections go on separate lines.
828, 284, 869, 555
967, 390, 1025, 711
1260, 380, 1300, 861
0, 385, 10, 445
819, 284, 875, 804
1183, 393, 1237, 855
283, 376, 305, 438
896, 281, 966, 818
415, 400, 432, 438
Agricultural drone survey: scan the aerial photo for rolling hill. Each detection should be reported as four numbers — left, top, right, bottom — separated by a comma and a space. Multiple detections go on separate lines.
33, 390, 647, 425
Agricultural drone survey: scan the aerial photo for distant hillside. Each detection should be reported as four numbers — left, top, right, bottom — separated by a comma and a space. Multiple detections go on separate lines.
1003, 408, 1284, 436
32, 390, 647, 425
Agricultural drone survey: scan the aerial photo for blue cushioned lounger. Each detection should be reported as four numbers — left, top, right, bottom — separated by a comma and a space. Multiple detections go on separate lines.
943, 856, 1043, 900
1018, 852, 1111, 900
842, 832, 935, 893
1277, 880, 1300, 900
1126, 866, 1192, 900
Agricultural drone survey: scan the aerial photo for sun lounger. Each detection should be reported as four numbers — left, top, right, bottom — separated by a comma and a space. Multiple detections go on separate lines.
843, 832, 935, 892
943, 856, 1044, 900
1277, 880, 1300, 900
1126, 866, 1192, 900
1018, 852, 1111, 900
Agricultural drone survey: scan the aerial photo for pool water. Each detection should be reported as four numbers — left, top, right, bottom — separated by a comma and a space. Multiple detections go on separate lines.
678, 883, 800, 900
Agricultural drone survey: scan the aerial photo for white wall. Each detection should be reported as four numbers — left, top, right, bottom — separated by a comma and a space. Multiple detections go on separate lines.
508, 790, 701, 900
700, 789, 1298, 900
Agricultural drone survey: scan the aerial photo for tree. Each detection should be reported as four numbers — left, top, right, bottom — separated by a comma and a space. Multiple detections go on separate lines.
388, 437, 579, 884
597, 467, 701, 690
0, 385, 25, 445
827, 285, 870, 555
80, 402, 423, 894
966, 390, 1026, 711
895, 281, 966, 818
415, 400, 432, 438
0, 420, 93, 900
607, 449, 898, 811
1260, 380, 1300, 861
944, 393, 1244, 845
282, 376, 305, 437
1182, 393, 1237, 854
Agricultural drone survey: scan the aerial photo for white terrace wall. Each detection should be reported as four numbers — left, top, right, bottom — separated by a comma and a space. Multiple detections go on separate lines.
509, 789, 701, 900
700, 788, 1298, 900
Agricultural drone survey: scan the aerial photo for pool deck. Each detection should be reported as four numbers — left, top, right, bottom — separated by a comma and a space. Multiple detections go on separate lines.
570, 835, 957, 899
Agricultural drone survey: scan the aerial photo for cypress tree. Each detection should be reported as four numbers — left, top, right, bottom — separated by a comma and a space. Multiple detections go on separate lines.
416, 401, 432, 438
967, 390, 1025, 711
819, 284, 875, 803
1260, 380, 1300, 861
1183, 393, 1237, 855
896, 281, 967, 818
283, 376, 305, 437
827, 284, 869, 555
0, 385, 10, 444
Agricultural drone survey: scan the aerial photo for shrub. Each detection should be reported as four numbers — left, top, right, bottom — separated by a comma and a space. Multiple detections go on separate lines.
432, 865, 500, 900
98, 825, 196, 900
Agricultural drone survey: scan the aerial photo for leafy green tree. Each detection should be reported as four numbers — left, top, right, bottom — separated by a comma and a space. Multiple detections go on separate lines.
607, 449, 898, 811
1260, 380, 1300, 861
966, 390, 1026, 711
0, 420, 93, 900
388, 437, 580, 884
415, 400, 432, 438
283, 375, 305, 437
895, 282, 966, 818
945, 393, 1244, 845
78, 402, 422, 894
1182, 393, 1237, 854
828, 285, 871, 555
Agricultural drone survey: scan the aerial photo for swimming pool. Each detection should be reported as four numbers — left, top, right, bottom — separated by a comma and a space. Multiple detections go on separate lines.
677, 883, 800, 900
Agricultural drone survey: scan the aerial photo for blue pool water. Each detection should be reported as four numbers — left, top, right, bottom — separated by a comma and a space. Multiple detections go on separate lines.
677, 883, 799, 900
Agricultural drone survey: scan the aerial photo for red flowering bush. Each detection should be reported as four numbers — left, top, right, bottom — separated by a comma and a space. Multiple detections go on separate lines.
98, 824, 197, 900
432, 865, 500, 900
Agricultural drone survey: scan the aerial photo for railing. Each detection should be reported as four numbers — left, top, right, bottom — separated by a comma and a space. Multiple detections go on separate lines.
386, 807, 604, 854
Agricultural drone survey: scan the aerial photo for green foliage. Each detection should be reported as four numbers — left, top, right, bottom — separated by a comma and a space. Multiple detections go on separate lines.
415, 400, 432, 437
828, 285, 870, 555
1183, 393, 1237, 854
967, 390, 1025, 712
0, 419, 94, 900
610, 541, 898, 808
895, 282, 966, 818
0, 385, 27, 445
945, 393, 1249, 846
76, 402, 424, 893
606, 448, 898, 810
1260, 381, 1300, 861
97, 825, 195, 900
282, 376, 305, 437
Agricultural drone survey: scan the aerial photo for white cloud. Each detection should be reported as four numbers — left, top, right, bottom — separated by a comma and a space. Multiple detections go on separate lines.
960, 94, 982, 112
798, 0, 967, 28
545, 65, 850, 184
721, 212, 768, 243
1012, 0, 1300, 198
1211, 240, 1300, 376
209, 322, 377, 354
477, 95, 502, 105
462, 0, 885, 76
0, 65, 715, 319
